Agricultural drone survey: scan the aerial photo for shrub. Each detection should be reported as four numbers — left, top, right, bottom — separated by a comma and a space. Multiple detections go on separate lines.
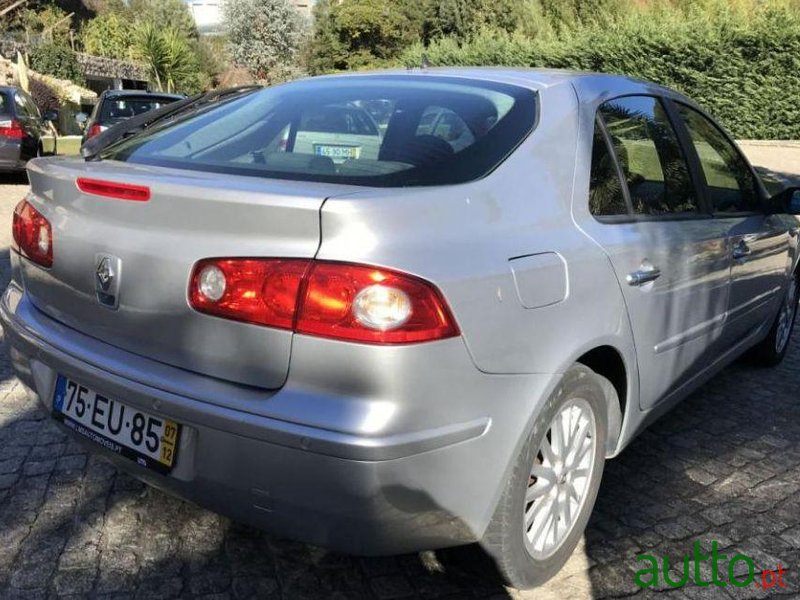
402, 4, 800, 139
80, 12, 136, 60
28, 77, 60, 113
28, 42, 85, 85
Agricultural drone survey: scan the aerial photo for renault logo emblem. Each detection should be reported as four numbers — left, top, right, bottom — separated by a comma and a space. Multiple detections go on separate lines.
95, 254, 122, 309
96, 257, 114, 291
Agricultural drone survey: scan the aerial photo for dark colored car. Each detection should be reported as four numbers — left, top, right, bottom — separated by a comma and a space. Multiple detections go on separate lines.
0, 86, 57, 174
82, 90, 184, 145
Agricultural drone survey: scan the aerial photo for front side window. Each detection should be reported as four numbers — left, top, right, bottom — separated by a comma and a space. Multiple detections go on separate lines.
677, 104, 760, 213
600, 96, 698, 216
102, 76, 536, 187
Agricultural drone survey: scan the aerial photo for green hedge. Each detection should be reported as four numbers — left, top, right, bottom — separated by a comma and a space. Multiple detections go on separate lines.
403, 7, 800, 139
28, 42, 85, 86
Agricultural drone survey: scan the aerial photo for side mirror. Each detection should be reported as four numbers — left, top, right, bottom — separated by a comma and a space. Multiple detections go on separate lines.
42, 110, 59, 122
767, 186, 800, 215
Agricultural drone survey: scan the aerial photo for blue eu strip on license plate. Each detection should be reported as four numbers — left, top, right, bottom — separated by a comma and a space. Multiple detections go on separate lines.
52, 375, 180, 474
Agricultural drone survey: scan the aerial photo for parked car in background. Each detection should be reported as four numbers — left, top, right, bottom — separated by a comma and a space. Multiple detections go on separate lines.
81, 90, 184, 145
4, 70, 800, 589
289, 104, 383, 163
0, 86, 57, 173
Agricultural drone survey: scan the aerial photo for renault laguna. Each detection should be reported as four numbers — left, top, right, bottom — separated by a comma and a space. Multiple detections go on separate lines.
3, 69, 799, 588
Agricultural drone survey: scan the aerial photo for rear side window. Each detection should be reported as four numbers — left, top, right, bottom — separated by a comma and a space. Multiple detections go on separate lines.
103, 76, 537, 187
0, 94, 7, 115
676, 104, 760, 213
599, 96, 698, 216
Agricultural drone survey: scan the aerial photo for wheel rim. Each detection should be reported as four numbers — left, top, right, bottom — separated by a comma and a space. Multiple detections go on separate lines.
523, 398, 597, 560
775, 278, 798, 354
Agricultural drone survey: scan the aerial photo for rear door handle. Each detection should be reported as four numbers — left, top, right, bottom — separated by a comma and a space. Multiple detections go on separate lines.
627, 267, 661, 286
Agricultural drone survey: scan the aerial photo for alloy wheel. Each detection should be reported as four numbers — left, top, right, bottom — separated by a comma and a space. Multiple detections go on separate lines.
523, 398, 597, 559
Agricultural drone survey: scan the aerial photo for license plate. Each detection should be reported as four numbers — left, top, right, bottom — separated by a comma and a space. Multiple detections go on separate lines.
314, 144, 359, 160
52, 375, 180, 474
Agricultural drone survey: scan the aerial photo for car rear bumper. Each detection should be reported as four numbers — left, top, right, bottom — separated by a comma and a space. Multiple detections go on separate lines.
0, 278, 557, 554
0, 139, 24, 171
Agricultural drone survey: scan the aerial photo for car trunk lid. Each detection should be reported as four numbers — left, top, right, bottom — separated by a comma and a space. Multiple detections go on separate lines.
22, 158, 355, 389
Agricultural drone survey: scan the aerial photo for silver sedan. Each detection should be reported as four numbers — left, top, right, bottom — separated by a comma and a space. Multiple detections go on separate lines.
3, 69, 799, 589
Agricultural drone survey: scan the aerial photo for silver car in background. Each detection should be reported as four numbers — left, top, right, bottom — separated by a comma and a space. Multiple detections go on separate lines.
3, 70, 799, 588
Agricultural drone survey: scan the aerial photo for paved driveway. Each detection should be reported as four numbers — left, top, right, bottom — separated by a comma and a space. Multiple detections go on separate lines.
1, 145, 800, 599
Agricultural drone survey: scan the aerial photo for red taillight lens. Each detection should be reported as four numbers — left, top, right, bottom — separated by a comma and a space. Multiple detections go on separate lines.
0, 119, 25, 140
86, 123, 104, 139
12, 200, 53, 268
189, 259, 310, 330
188, 259, 459, 344
297, 262, 459, 343
77, 178, 151, 202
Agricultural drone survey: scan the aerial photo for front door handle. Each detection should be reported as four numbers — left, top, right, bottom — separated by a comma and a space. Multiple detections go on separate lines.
732, 240, 751, 261
627, 267, 661, 286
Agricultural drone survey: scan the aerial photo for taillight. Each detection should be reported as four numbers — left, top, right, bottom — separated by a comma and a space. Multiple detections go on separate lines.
77, 178, 151, 202
189, 259, 459, 344
86, 123, 105, 139
12, 200, 53, 268
190, 259, 310, 329
0, 119, 25, 140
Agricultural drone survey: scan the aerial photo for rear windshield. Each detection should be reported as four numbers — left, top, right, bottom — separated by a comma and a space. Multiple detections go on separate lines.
100, 96, 180, 121
103, 75, 537, 187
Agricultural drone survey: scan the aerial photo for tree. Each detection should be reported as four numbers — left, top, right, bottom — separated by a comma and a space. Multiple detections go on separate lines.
80, 12, 135, 59
308, 0, 424, 73
125, 0, 198, 39
132, 22, 199, 93
11, 5, 74, 44
224, 0, 308, 83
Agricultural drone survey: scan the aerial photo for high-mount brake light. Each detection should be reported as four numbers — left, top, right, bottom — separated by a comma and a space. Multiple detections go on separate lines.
77, 178, 151, 202
189, 259, 459, 345
12, 199, 53, 268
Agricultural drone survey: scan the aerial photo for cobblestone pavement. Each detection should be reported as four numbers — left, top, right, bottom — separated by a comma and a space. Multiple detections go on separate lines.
1, 170, 800, 599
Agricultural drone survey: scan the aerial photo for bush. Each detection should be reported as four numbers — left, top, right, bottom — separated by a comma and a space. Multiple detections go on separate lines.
402, 3, 800, 139
28, 77, 60, 113
80, 12, 136, 59
28, 42, 85, 86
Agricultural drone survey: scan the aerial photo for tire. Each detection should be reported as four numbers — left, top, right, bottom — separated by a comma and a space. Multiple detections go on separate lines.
482, 364, 608, 590
746, 274, 799, 367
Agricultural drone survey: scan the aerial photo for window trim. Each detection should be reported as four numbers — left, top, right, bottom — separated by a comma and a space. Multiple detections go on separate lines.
590, 93, 712, 224
669, 99, 767, 217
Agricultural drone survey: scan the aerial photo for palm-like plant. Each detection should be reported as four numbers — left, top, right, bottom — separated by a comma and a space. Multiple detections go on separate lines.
133, 22, 197, 93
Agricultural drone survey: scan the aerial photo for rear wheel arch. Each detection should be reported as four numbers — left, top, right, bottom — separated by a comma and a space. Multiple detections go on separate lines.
576, 345, 626, 457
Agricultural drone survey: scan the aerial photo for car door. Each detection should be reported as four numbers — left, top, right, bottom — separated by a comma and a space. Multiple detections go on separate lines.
673, 102, 793, 347
581, 95, 731, 410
